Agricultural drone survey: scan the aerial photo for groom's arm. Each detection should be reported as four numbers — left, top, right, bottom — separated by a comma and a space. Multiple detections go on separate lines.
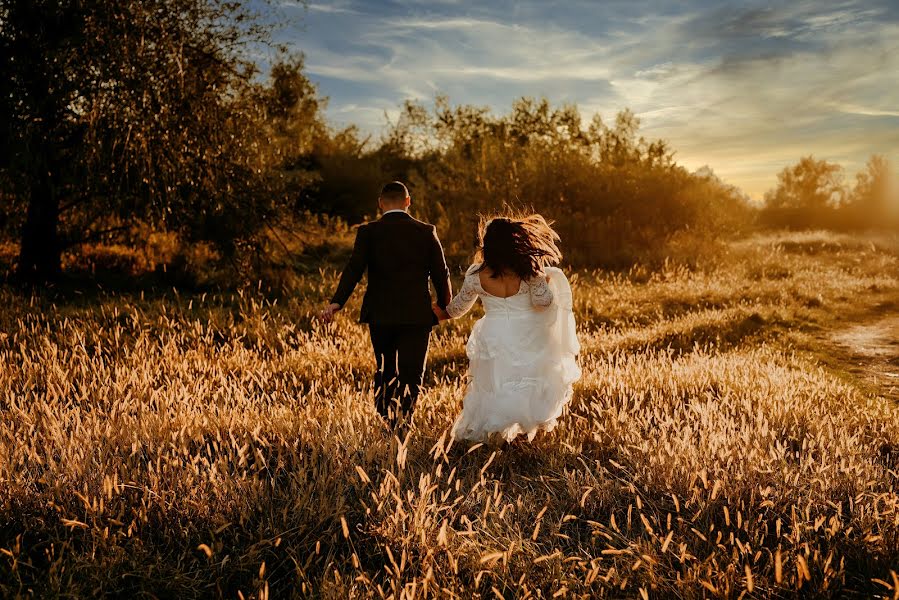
330, 224, 370, 308
428, 226, 452, 309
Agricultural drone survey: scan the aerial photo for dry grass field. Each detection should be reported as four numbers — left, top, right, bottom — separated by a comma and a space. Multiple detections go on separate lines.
2, 231, 899, 598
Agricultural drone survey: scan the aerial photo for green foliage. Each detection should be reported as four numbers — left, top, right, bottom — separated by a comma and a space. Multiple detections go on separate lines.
252, 54, 327, 206
0, 0, 323, 280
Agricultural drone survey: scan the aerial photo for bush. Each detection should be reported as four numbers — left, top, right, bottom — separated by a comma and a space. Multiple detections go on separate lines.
306, 97, 753, 270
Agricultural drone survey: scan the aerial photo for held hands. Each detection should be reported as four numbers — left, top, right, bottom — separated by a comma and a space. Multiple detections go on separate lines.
432, 302, 451, 322
319, 303, 341, 323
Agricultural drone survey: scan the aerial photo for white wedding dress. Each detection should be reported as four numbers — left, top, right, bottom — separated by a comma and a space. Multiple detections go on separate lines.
446, 265, 581, 442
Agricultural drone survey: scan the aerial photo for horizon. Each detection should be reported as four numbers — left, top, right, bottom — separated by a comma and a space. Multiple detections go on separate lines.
264, 0, 899, 200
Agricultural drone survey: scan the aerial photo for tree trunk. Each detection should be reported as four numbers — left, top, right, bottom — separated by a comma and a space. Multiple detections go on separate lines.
17, 173, 62, 281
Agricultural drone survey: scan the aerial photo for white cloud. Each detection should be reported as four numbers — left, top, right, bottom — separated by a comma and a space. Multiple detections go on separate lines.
832, 104, 899, 118
304, 2, 359, 14
387, 17, 515, 30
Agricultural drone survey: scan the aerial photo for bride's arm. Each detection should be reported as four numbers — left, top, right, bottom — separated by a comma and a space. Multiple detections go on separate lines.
446, 274, 479, 318
527, 273, 554, 308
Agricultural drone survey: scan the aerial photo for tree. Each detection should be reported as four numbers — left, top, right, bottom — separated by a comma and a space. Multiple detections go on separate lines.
847, 155, 893, 221
361, 96, 744, 267
252, 55, 327, 212
764, 156, 846, 210
0, 0, 283, 281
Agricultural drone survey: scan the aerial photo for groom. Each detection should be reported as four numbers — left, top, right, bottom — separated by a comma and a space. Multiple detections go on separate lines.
320, 181, 452, 424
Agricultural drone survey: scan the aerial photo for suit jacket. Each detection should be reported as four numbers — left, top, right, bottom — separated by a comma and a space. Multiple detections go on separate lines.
330, 211, 452, 326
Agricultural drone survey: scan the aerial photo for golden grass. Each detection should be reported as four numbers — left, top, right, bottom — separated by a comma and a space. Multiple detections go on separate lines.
1, 231, 899, 598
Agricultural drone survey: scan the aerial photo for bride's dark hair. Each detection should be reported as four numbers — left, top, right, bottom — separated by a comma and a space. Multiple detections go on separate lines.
474, 214, 562, 280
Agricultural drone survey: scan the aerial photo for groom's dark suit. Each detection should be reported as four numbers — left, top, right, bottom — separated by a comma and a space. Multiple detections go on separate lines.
331, 210, 452, 420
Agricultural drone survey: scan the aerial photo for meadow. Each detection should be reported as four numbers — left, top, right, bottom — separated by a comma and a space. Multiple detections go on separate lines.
1, 230, 899, 598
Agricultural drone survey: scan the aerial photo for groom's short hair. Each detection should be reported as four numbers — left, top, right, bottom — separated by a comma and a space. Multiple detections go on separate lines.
380, 181, 409, 203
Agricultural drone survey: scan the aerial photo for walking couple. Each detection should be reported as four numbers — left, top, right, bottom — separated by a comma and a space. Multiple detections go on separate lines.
319, 181, 580, 442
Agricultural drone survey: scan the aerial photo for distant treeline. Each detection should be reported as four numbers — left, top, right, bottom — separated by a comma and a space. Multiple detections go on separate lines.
309, 98, 754, 269
0, 0, 895, 286
760, 155, 896, 232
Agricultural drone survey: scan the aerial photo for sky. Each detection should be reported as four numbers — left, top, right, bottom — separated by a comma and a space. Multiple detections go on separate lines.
263, 0, 899, 199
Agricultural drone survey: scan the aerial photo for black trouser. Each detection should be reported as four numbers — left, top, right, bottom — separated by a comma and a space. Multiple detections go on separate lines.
368, 323, 432, 422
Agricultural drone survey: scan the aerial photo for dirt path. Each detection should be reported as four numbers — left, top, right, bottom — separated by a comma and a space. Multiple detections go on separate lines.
830, 315, 899, 402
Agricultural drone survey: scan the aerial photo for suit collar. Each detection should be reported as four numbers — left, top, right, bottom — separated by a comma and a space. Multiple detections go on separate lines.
380, 210, 412, 221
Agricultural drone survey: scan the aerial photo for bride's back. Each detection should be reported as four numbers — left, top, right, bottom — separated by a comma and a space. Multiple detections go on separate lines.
478, 268, 522, 299
444, 214, 562, 319
472, 265, 550, 318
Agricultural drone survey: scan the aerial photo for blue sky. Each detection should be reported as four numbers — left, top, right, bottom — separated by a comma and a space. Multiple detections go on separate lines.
261, 0, 898, 199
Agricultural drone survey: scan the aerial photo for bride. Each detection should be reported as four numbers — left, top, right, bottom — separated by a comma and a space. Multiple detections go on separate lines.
434, 215, 580, 442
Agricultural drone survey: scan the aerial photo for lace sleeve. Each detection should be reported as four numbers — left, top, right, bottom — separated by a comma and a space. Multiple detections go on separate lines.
446, 273, 480, 318
527, 274, 554, 308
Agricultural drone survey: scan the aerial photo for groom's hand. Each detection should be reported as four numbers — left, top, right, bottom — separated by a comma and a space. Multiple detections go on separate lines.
432, 302, 450, 322
319, 303, 341, 323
